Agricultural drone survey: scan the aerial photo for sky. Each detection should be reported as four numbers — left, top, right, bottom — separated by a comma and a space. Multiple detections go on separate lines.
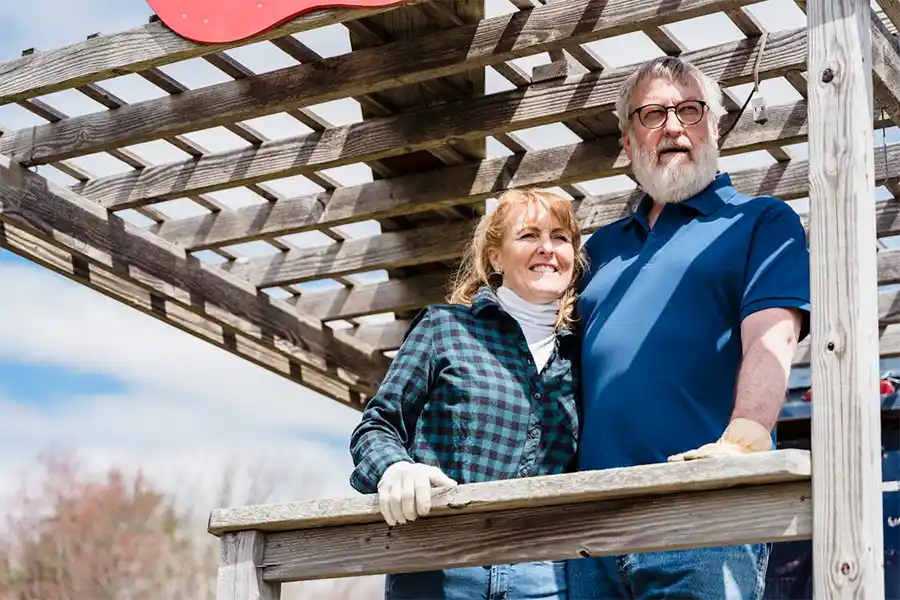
0, 0, 897, 559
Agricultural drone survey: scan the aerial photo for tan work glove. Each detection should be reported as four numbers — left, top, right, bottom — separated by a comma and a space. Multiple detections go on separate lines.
667, 418, 772, 462
376, 461, 458, 526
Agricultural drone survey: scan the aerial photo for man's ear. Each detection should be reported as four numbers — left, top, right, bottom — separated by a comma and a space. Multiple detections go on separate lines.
621, 131, 632, 159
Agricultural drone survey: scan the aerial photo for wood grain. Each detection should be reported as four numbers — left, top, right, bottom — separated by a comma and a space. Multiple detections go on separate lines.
225, 219, 474, 288
76, 29, 805, 210
871, 13, 900, 124
0, 2, 428, 105
216, 531, 279, 600
874, 1, 900, 33
0, 221, 362, 407
260, 481, 812, 581
290, 270, 450, 322
208, 449, 810, 534
0, 0, 756, 165
231, 139, 900, 291
0, 154, 389, 394
806, 0, 885, 596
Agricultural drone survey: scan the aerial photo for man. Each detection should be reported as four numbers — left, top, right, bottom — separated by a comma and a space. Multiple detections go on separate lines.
570, 56, 810, 599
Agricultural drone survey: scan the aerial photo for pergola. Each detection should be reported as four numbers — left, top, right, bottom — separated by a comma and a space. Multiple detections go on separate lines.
0, 0, 896, 597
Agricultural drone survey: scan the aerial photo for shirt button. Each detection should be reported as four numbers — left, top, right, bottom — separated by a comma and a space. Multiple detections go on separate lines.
532, 391, 541, 399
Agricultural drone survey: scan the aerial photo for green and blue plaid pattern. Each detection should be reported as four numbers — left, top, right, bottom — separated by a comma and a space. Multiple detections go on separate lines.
349, 285, 581, 494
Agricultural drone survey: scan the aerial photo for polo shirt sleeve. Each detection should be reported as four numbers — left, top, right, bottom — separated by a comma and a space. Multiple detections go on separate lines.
349, 307, 435, 494
741, 200, 811, 340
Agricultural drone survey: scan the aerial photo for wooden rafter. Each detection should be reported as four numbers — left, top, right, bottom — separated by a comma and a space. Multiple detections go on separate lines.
0, 154, 389, 399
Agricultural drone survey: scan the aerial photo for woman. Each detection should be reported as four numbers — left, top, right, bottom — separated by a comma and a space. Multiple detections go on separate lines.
348, 188, 586, 600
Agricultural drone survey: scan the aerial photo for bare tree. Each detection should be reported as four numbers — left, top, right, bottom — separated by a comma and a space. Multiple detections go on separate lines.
0, 449, 382, 600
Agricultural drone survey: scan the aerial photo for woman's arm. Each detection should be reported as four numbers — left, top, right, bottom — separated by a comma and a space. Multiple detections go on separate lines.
348, 308, 436, 494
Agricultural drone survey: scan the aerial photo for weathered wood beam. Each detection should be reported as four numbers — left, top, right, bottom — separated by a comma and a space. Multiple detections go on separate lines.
875, 1, 900, 33
345, 319, 412, 350
226, 220, 472, 288
0, 153, 389, 395
0, 2, 432, 105
291, 271, 451, 322
75, 28, 805, 211
216, 531, 279, 600
346, 320, 412, 351
210, 449, 810, 532
872, 10, 900, 124
0, 221, 363, 407
807, 0, 884, 596
205, 450, 810, 583
0, 0, 761, 166
264, 482, 810, 581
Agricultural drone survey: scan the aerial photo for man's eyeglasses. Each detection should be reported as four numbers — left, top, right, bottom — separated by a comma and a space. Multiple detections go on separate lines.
629, 100, 708, 129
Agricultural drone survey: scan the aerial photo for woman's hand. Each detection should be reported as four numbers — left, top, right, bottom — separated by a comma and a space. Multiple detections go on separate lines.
376, 462, 458, 526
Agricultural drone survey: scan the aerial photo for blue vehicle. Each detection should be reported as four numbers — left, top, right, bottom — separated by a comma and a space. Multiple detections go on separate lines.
764, 367, 900, 599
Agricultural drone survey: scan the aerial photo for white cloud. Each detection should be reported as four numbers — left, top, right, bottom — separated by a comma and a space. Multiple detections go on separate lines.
0, 257, 366, 509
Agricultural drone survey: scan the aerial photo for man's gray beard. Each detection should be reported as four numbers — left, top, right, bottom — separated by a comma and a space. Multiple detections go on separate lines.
629, 134, 720, 205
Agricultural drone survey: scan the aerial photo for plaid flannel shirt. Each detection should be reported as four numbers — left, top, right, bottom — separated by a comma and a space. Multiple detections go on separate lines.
349, 285, 581, 494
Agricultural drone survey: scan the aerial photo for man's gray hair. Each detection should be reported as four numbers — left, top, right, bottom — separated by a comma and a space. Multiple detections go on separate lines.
615, 56, 726, 134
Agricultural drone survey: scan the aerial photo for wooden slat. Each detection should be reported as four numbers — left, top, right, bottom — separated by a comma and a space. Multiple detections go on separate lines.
0, 0, 760, 166
260, 480, 811, 581
0, 222, 362, 407
807, 0, 884, 595
346, 320, 412, 350
226, 219, 473, 287
872, 10, 900, 124
291, 271, 450, 322
0, 2, 431, 105
209, 449, 809, 533
77, 29, 806, 211
0, 153, 389, 395
875, 1, 900, 33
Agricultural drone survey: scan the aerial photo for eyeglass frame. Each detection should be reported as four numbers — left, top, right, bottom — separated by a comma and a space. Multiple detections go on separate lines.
628, 100, 708, 129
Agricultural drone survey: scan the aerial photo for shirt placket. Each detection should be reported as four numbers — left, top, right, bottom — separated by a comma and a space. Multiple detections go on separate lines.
515, 340, 554, 478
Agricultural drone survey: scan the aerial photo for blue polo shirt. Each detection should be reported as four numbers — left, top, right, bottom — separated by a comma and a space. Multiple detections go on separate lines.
577, 173, 810, 471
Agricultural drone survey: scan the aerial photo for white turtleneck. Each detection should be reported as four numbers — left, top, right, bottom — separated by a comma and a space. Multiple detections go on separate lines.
496, 285, 559, 372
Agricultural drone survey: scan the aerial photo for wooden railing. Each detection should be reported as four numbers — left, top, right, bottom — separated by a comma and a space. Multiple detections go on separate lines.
208, 450, 812, 598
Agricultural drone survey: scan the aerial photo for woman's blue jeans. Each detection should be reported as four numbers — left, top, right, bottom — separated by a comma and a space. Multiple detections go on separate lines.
385, 560, 568, 600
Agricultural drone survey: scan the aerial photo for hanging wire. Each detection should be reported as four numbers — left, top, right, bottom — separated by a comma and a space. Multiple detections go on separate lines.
718, 31, 769, 148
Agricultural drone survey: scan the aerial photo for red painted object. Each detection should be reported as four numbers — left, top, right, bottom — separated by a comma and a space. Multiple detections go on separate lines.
146, 0, 406, 43
802, 378, 896, 402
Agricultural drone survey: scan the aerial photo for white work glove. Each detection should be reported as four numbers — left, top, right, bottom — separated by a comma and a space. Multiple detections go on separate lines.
376, 461, 457, 526
668, 418, 773, 462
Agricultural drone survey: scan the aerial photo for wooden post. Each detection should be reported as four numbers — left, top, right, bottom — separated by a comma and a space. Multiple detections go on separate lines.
216, 531, 281, 600
807, 0, 885, 597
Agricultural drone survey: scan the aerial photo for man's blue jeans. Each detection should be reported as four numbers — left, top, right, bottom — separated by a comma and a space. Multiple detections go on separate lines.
384, 560, 568, 600
566, 544, 770, 600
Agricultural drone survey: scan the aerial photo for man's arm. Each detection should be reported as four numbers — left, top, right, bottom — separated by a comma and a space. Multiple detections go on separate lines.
668, 199, 810, 462
731, 306, 804, 431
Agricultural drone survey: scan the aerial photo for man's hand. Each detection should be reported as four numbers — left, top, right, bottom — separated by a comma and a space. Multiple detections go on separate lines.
667, 418, 772, 462
376, 461, 458, 526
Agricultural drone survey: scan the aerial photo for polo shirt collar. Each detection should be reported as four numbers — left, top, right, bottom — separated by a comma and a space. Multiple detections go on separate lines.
631, 172, 738, 226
